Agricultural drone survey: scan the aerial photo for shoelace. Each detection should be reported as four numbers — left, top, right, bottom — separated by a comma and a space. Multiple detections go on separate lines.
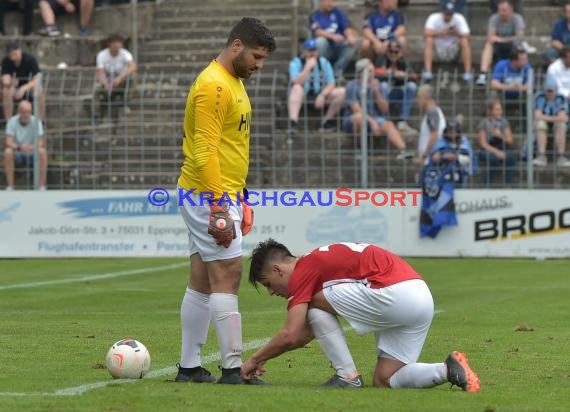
200, 367, 212, 376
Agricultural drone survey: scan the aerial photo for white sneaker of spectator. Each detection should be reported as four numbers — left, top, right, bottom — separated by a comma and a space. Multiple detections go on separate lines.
476, 73, 487, 86
38, 25, 61, 36
396, 149, 415, 160
520, 41, 536, 54
421, 71, 433, 82
556, 155, 570, 167
397, 120, 418, 135
533, 154, 547, 167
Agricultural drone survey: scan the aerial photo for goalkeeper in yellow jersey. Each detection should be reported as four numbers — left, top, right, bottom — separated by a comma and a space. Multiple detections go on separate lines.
175, 17, 275, 385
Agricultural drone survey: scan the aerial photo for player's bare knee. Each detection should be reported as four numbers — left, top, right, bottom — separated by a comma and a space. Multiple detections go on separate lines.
209, 258, 243, 292
373, 375, 391, 388
4, 147, 14, 157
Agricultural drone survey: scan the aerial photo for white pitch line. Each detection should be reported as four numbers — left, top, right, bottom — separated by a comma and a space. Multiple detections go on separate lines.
0, 337, 270, 398
0, 262, 187, 291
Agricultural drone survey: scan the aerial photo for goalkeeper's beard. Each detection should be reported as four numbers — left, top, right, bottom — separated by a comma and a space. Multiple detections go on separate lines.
233, 50, 255, 79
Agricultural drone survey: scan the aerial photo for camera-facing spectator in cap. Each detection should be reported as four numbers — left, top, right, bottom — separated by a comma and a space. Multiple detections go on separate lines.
287, 38, 346, 134
422, 2, 473, 83
438, 0, 468, 19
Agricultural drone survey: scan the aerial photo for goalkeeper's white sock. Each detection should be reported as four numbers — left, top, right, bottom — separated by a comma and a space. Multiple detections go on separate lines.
388, 362, 447, 388
308, 308, 358, 378
210, 293, 243, 369
180, 288, 210, 368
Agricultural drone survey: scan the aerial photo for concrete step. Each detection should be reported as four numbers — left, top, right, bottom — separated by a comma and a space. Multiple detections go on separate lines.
153, 19, 297, 34
146, 23, 291, 40
154, 15, 297, 28
138, 36, 293, 53
160, 0, 296, 8
137, 48, 292, 64
155, 3, 297, 18
137, 60, 295, 73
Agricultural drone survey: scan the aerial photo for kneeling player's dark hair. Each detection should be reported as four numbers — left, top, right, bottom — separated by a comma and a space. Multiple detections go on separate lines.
249, 238, 293, 290
227, 17, 276, 52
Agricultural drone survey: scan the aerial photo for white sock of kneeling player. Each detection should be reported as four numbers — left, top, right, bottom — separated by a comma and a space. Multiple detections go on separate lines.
308, 308, 358, 378
210, 293, 243, 369
388, 362, 447, 388
180, 288, 210, 368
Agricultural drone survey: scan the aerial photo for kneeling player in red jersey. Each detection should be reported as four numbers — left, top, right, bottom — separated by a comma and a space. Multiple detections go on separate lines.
241, 239, 480, 391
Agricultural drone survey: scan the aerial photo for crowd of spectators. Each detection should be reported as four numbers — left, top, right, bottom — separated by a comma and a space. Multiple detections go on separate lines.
0, 0, 146, 37
2, 0, 570, 189
287, 0, 570, 186
1, 1, 138, 190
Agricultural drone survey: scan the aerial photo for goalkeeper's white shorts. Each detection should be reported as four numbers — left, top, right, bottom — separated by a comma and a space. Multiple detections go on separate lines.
179, 189, 243, 262
322, 279, 434, 364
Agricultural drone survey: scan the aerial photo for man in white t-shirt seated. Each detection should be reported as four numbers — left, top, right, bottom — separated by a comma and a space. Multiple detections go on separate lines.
3, 100, 47, 191
95, 33, 137, 120
422, 2, 473, 83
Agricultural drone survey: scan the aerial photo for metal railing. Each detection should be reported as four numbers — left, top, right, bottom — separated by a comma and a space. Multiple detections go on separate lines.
2, 67, 569, 191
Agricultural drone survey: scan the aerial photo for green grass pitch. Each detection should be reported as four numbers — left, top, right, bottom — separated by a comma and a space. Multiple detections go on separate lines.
0, 257, 569, 412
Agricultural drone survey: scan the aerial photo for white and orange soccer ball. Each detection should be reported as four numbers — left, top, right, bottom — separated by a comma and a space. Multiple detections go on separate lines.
105, 339, 151, 379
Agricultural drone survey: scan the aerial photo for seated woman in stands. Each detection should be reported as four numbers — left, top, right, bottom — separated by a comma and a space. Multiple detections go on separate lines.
477, 98, 517, 186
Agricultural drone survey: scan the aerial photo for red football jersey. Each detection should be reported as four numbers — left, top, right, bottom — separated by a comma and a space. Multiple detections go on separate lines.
287, 242, 424, 310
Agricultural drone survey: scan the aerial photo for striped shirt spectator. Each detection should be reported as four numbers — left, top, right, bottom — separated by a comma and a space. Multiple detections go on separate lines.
533, 78, 570, 167
534, 89, 568, 117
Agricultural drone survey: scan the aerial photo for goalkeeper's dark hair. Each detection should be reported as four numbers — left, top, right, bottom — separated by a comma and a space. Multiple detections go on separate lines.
227, 17, 276, 52
249, 238, 294, 290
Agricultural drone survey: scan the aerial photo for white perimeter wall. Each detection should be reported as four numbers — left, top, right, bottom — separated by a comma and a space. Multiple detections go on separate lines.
0, 189, 568, 258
